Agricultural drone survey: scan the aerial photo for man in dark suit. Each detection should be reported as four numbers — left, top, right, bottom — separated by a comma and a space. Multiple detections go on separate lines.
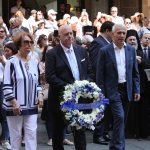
45, 24, 93, 150
89, 21, 114, 78
139, 32, 150, 137
96, 24, 140, 150
89, 21, 114, 144
125, 29, 143, 138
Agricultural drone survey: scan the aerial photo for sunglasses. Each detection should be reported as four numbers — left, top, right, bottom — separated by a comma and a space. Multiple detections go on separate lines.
125, 22, 131, 24
43, 38, 47, 40
23, 40, 34, 45
0, 30, 5, 33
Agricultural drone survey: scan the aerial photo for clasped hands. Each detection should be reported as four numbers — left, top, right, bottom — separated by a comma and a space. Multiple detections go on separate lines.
11, 95, 43, 116
11, 99, 22, 116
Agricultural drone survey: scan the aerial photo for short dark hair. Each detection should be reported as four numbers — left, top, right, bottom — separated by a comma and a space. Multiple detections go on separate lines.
4, 42, 18, 55
100, 21, 115, 33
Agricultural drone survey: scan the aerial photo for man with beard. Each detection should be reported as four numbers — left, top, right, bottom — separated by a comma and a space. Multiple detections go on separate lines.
125, 29, 143, 138
125, 29, 142, 64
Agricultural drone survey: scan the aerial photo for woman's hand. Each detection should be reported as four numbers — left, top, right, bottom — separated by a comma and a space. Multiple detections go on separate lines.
38, 93, 43, 108
11, 99, 22, 115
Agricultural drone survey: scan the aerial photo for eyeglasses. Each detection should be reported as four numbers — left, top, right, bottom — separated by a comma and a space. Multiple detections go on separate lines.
0, 30, 4, 33
125, 22, 131, 24
23, 40, 34, 45
111, 11, 117, 12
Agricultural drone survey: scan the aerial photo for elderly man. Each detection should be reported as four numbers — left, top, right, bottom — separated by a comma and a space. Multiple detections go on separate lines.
138, 32, 150, 138
96, 24, 140, 150
45, 24, 93, 150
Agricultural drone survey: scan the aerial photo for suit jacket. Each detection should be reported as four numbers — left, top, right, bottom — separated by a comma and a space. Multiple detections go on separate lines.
45, 44, 93, 111
137, 47, 150, 94
89, 35, 110, 79
96, 43, 140, 101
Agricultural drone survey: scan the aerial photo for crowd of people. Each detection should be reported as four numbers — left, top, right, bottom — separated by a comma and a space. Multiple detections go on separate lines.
0, 0, 150, 149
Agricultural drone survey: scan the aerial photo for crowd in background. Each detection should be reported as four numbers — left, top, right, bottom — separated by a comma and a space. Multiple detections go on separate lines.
0, 0, 150, 149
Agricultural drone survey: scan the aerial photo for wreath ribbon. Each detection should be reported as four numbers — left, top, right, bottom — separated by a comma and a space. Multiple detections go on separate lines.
61, 98, 109, 110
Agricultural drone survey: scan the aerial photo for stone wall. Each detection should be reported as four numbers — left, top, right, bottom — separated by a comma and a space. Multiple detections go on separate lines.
142, 0, 150, 17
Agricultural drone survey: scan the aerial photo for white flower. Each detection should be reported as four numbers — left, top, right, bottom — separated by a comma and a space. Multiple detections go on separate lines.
61, 80, 106, 130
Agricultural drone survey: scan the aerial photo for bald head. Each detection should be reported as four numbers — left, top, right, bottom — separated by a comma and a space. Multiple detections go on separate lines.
58, 25, 72, 35
58, 25, 74, 48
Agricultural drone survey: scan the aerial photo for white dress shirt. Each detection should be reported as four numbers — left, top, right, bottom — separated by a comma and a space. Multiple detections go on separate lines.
113, 43, 126, 83
60, 42, 80, 80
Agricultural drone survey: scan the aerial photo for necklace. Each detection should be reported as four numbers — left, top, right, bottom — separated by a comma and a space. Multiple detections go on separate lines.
16, 53, 30, 71
24, 62, 29, 71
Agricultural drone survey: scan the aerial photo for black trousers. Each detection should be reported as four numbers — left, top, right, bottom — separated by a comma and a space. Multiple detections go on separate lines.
51, 109, 86, 150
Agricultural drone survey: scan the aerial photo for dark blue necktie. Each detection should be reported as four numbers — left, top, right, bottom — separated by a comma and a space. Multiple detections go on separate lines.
143, 47, 148, 59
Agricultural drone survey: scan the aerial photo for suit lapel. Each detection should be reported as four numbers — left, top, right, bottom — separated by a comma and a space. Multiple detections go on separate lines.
73, 45, 82, 79
148, 47, 150, 60
125, 45, 130, 73
108, 44, 118, 72
58, 45, 72, 71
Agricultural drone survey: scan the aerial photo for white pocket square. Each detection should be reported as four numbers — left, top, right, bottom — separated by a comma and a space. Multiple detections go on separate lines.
81, 58, 85, 62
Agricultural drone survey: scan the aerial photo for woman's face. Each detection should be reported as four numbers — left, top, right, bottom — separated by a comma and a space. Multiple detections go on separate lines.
40, 36, 47, 47
4, 47, 13, 59
20, 35, 34, 55
135, 16, 140, 22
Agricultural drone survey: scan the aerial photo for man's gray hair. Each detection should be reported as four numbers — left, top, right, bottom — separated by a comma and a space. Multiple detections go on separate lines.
112, 24, 126, 33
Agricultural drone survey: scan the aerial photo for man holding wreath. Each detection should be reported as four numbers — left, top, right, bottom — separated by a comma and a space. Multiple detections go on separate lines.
45, 24, 93, 150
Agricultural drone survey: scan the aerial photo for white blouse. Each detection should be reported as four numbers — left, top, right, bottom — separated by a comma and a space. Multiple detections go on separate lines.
3, 55, 42, 116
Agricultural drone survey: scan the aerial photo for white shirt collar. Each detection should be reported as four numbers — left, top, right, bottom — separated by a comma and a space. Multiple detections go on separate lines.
142, 46, 148, 49
60, 41, 73, 53
113, 42, 126, 50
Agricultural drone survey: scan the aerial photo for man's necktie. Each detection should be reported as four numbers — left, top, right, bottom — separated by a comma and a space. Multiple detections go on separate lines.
143, 47, 148, 59
66, 49, 80, 80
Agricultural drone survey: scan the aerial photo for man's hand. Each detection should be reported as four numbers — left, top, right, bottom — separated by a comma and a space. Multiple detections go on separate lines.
134, 93, 140, 101
136, 56, 142, 64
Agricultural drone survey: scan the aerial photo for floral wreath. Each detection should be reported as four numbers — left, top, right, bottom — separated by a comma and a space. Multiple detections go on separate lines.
61, 80, 109, 130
